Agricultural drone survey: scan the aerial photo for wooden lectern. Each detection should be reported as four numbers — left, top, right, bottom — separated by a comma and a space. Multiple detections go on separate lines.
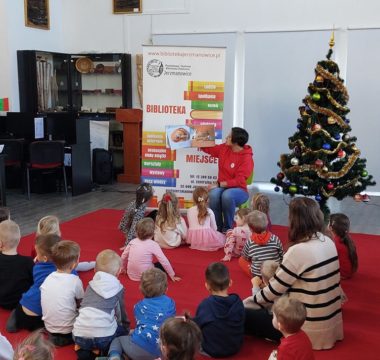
116, 108, 142, 184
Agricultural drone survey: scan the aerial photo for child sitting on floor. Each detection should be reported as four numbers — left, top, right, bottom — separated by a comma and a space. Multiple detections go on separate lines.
32, 215, 95, 272
186, 186, 225, 251
251, 192, 272, 231
106, 268, 176, 360
154, 191, 187, 249
268, 295, 315, 360
121, 218, 180, 282
222, 208, 251, 261
243, 260, 279, 310
0, 220, 34, 310
73, 249, 130, 359
329, 213, 358, 279
13, 329, 55, 360
159, 313, 202, 360
41, 240, 84, 347
194, 262, 245, 358
239, 210, 283, 278
119, 182, 154, 246
6, 234, 61, 333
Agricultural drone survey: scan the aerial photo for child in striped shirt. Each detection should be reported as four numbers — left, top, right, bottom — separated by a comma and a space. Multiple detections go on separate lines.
239, 210, 283, 277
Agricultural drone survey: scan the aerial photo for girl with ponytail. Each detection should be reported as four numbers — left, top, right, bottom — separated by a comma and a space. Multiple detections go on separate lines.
186, 187, 225, 251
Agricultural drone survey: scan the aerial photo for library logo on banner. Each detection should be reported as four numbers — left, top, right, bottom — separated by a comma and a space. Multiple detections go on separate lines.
147, 59, 163, 77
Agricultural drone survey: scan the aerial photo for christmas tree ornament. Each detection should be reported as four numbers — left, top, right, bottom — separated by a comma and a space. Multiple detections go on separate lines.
354, 194, 362, 202
312, 93, 321, 101
312, 124, 321, 131
289, 185, 297, 193
342, 134, 350, 141
351, 144, 358, 151
327, 182, 334, 190
356, 181, 362, 186
277, 172, 285, 180
305, 105, 310, 112
297, 124, 302, 129
315, 75, 324, 83
294, 146, 301, 156
327, 116, 336, 125
333, 133, 341, 140
361, 170, 369, 177
345, 118, 350, 124
322, 166, 328, 172
315, 194, 322, 202
337, 149, 346, 158
274, 186, 280, 192
290, 157, 299, 166
315, 159, 324, 167
322, 143, 331, 150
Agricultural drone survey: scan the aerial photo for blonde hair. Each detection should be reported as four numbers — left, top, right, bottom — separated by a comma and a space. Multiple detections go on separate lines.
13, 329, 54, 360
0, 219, 21, 249
251, 193, 270, 215
261, 260, 279, 283
136, 218, 155, 240
272, 295, 306, 334
246, 210, 268, 233
51, 240, 80, 270
192, 187, 209, 225
140, 268, 168, 298
36, 216, 61, 237
156, 191, 181, 232
95, 249, 121, 276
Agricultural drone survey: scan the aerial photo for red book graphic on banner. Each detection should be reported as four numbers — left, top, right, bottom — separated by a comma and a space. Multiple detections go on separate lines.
184, 91, 224, 101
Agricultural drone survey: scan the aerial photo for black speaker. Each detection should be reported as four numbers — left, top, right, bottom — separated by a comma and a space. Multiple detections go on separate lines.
92, 148, 112, 184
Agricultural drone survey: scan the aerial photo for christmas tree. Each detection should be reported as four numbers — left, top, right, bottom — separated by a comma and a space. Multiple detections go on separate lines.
271, 34, 376, 217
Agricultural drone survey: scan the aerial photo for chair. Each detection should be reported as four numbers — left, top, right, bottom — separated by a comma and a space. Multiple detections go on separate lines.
239, 170, 254, 209
26, 141, 68, 200
0, 138, 24, 190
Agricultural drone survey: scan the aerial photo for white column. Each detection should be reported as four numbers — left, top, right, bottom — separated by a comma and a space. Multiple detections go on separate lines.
233, 31, 245, 127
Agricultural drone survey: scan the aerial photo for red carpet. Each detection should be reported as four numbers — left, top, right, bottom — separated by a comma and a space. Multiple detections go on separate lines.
1, 209, 379, 360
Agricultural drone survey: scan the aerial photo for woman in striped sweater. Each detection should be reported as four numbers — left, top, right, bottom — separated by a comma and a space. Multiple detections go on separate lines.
245, 197, 343, 350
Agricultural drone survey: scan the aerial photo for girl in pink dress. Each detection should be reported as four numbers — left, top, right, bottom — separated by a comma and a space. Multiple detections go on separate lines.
186, 187, 225, 251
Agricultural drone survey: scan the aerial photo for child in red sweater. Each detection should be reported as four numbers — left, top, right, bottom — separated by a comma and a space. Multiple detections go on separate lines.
329, 213, 358, 279
269, 295, 314, 360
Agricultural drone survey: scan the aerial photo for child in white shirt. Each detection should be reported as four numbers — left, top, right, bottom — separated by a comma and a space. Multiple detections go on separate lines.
154, 191, 187, 249
41, 240, 84, 346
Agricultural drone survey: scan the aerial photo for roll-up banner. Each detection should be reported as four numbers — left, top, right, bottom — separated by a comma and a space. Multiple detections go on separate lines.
142, 46, 226, 208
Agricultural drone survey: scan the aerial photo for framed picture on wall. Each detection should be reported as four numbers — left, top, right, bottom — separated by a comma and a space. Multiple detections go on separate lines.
113, 0, 142, 14
24, 0, 50, 30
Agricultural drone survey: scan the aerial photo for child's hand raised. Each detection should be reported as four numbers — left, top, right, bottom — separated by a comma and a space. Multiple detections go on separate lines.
171, 276, 181, 282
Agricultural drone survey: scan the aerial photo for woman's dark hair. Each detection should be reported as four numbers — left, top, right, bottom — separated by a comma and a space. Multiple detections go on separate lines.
231, 127, 249, 147
160, 313, 202, 360
329, 213, 358, 273
288, 197, 325, 245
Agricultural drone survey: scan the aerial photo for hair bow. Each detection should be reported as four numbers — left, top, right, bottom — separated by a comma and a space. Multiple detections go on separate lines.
163, 193, 171, 203
198, 196, 204, 202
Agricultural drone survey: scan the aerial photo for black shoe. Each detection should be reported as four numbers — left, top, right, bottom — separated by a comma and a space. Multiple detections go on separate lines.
6, 309, 18, 333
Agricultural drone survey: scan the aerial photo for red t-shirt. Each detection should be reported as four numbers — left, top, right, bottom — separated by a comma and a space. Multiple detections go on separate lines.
277, 330, 315, 360
334, 235, 353, 279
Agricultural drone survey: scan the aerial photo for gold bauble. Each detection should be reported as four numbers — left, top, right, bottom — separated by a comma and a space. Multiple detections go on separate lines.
327, 116, 336, 125
322, 166, 328, 172
315, 75, 324, 83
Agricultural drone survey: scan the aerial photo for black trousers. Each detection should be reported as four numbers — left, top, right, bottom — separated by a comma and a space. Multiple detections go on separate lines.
244, 308, 282, 342
14, 304, 44, 331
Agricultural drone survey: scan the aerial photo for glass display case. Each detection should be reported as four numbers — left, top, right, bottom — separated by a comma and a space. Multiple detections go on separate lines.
17, 50, 132, 114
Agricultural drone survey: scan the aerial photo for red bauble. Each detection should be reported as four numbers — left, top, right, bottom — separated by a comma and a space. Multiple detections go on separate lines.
312, 124, 321, 131
315, 159, 324, 167
277, 172, 285, 180
327, 182, 334, 190
337, 149, 346, 158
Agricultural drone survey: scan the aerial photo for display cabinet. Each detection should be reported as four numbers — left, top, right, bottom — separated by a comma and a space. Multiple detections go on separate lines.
17, 50, 132, 114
